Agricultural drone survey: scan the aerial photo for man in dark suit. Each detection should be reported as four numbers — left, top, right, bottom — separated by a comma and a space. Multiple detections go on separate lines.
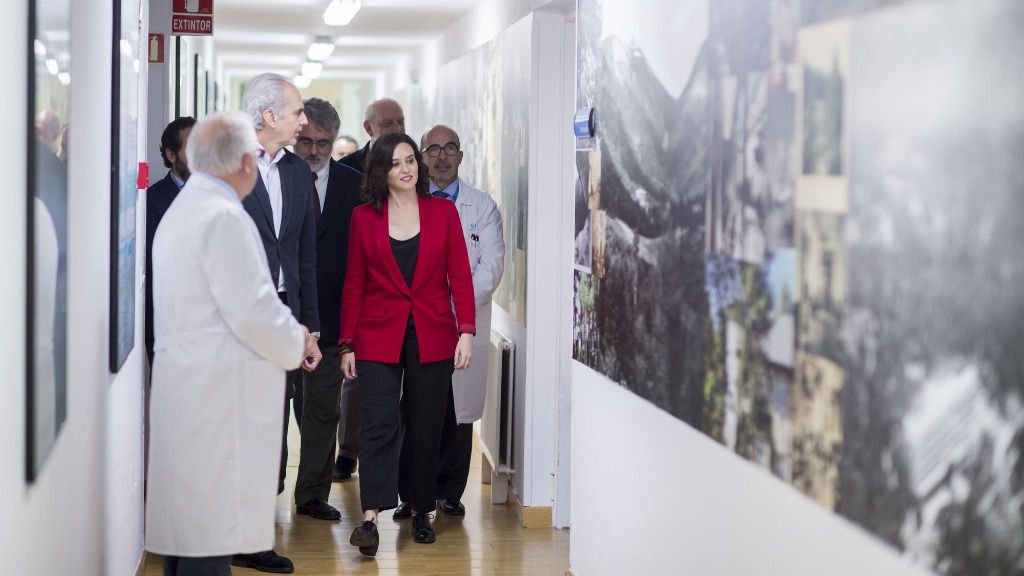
338, 97, 406, 174
145, 116, 196, 363
290, 98, 364, 522
233, 73, 319, 575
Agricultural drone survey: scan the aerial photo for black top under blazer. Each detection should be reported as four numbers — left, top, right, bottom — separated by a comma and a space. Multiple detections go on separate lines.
242, 149, 321, 333
315, 159, 365, 345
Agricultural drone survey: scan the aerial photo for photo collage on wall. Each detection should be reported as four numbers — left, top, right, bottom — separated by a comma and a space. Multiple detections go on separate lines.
574, 0, 1024, 573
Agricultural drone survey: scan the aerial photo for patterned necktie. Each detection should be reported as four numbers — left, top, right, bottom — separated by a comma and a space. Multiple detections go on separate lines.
432, 191, 449, 200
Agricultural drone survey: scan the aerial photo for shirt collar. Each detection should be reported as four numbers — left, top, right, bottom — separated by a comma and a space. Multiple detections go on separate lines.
169, 170, 186, 189
258, 146, 286, 168
429, 178, 460, 201
190, 172, 240, 204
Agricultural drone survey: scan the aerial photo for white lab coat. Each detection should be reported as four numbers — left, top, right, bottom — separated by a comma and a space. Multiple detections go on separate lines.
145, 173, 305, 557
451, 179, 505, 423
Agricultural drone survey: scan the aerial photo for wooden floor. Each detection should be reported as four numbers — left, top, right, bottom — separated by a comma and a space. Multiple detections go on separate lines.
144, 420, 569, 575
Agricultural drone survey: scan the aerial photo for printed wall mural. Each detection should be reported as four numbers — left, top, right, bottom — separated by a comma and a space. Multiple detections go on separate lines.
573, 0, 1024, 573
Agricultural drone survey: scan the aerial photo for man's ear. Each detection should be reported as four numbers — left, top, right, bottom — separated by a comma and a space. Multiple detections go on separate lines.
363, 120, 373, 138
242, 152, 256, 173
262, 108, 277, 129
165, 149, 177, 165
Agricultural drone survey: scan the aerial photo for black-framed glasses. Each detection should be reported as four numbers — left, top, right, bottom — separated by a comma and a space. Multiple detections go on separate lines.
297, 137, 333, 150
425, 142, 460, 157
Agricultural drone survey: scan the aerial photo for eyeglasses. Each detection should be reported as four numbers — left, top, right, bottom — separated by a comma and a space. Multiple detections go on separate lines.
424, 142, 460, 157
297, 137, 333, 150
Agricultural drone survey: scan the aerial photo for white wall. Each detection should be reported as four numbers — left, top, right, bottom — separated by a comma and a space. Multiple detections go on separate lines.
0, 0, 148, 574
570, 363, 933, 576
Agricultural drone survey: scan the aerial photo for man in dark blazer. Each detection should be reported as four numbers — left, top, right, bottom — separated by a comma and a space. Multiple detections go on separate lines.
290, 98, 364, 522
338, 97, 406, 174
233, 73, 319, 575
145, 116, 195, 363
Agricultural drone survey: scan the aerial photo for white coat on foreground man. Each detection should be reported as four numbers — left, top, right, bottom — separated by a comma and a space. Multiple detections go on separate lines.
145, 111, 321, 576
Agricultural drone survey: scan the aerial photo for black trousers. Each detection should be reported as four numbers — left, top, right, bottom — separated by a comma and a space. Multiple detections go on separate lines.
295, 343, 343, 504
162, 555, 231, 576
399, 383, 474, 502
358, 320, 453, 513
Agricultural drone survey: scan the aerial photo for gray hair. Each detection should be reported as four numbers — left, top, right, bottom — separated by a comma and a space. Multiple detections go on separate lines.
363, 97, 401, 123
186, 111, 259, 176
241, 73, 294, 131
303, 98, 341, 139
421, 124, 461, 149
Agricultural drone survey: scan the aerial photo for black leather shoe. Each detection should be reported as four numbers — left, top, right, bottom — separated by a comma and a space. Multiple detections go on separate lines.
333, 455, 356, 481
296, 499, 341, 521
392, 501, 412, 519
411, 513, 436, 544
350, 520, 380, 557
439, 498, 466, 516
231, 550, 294, 574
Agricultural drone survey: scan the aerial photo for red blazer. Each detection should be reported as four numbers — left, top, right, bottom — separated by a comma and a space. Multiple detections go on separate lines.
340, 195, 476, 364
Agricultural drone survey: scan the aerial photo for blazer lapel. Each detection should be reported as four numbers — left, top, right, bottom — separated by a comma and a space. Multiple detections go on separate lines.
278, 159, 293, 239
252, 174, 276, 237
380, 203, 413, 297
317, 165, 341, 238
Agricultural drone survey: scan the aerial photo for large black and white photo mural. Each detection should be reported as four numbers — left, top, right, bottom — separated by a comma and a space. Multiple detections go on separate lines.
573, 0, 1024, 573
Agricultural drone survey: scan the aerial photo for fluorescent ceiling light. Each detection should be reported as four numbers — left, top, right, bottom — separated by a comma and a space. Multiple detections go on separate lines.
301, 61, 323, 79
58, 72, 71, 86
293, 75, 312, 89
34, 39, 46, 56
323, 0, 361, 26
308, 36, 335, 62
46, 58, 59, 75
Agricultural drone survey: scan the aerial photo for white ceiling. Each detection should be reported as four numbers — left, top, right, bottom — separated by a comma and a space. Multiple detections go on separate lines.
214, 0, 484, 82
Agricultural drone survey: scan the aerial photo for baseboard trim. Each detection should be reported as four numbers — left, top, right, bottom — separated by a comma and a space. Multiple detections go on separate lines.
135, 550, 147, 576
512, 491, 553, 528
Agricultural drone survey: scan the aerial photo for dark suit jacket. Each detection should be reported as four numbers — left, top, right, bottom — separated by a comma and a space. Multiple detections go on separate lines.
339, 141, 370, 173
341, 195, 476, 364
242, 149, 321, 332
315, 160, 365, 345
145, 172, 182, 360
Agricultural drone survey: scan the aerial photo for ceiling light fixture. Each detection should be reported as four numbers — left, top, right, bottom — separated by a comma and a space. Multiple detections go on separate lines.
45, 58, 59, 75
58, 72, 71, 86
308, 35, 335, 62
301, 61, 323, 79
322, 0, 361, 27
293, 75, 312, 89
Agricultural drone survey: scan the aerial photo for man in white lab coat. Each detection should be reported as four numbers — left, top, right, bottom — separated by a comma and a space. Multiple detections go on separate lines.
395, 124, 505, 518
145, 111, 321, 576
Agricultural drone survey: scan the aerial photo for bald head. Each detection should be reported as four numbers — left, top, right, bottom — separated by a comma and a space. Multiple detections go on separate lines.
363, 98, 405, 141
421, 124, 464, 190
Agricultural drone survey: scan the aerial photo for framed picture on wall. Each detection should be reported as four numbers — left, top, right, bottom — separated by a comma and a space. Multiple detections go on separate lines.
27, 0, 71, 482
109, 0, 141, 372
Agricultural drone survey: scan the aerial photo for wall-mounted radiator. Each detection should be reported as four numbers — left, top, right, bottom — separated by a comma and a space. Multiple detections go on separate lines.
480, 329, 515, 504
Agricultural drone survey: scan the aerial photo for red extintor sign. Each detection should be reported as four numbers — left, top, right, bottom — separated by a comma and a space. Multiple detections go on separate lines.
172, 0, 214, 36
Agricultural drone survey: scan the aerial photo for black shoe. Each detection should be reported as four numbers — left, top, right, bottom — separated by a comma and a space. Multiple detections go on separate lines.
411, 513, 436, 544
350, 520, 380, 557
231, 550, 294, 574
392, 501, 412, 519
296, 499, 341, 521
333, 455, 356, 481
439, 498, 466, 516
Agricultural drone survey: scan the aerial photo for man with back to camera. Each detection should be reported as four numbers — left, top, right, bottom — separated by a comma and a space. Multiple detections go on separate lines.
146, 116, 196, 364
338, 97, 405, 173
290, 97, 365, 521
330, 96, 407, 482
393, 124, 505, 519
145, 110, 322, 576
234, 72, 320, 574
332, 134, 358, 161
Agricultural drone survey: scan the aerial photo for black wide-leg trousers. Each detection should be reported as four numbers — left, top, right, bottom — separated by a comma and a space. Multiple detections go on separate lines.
357, 320, 453, 514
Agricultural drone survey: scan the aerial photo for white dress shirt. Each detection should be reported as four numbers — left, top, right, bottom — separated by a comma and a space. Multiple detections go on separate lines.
314, 161, 329, 215
257, 147, 287, 292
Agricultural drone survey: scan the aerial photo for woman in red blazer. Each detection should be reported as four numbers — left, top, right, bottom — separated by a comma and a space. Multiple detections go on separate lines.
340, 132, 475, 555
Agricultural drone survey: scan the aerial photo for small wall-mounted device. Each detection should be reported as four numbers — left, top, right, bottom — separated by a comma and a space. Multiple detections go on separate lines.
574, 107, 596, 138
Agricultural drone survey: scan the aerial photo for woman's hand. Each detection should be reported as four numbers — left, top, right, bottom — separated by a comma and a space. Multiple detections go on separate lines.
341, 351, 358, 380
454, 333, 473, 370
